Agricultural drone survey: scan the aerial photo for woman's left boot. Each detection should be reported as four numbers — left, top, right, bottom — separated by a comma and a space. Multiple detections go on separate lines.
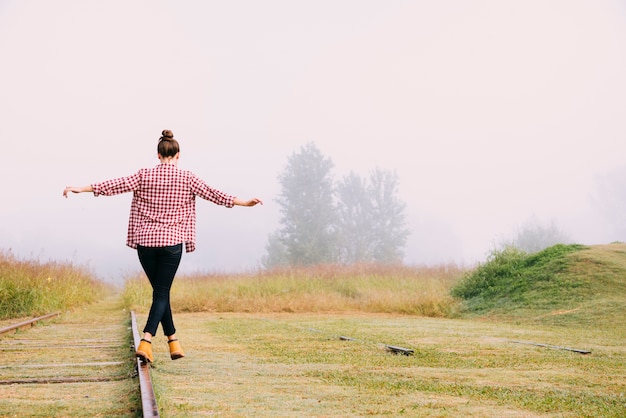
168, 339, 185, 360
136, 339, 153, 363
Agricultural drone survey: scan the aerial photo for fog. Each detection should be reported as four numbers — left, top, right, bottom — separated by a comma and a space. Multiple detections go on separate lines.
1, 0, 625, 284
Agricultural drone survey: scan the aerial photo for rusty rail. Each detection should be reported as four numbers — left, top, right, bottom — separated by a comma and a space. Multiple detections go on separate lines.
509, 339, 591, 354
130, 311, 160, 417
0, 312, 60, 336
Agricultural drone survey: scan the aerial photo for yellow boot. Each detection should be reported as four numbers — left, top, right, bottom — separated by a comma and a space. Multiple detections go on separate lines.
136, 339, 153, 363
168, 339, 185, 360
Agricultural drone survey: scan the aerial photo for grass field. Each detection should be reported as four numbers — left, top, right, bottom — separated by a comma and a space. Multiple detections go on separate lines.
137, 310, 623, 417
128, 243, 625, 417
2, 243, 625, 416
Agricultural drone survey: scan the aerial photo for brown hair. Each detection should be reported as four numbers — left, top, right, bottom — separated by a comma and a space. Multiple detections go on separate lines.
158, 129, 180, 158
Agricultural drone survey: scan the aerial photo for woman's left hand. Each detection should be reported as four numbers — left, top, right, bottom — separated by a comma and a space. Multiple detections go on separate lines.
235, 197, 263, 207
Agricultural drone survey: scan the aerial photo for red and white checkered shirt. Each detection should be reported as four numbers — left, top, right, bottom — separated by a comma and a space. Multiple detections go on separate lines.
92, 163, 235, 252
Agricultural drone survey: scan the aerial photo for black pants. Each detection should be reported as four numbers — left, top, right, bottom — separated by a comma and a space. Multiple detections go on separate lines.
137, 244, 183, 337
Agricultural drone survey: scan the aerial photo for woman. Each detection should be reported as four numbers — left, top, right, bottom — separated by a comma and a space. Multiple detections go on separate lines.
63, 130, 263, 363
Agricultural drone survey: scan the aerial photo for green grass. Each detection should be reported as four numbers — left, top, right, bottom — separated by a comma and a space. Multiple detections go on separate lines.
451, 243, 626, 330
0, 251, 110, 319
451, 244, 587, 303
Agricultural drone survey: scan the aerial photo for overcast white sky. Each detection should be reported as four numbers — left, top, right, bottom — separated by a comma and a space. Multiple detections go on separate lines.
1, 0, 625, 283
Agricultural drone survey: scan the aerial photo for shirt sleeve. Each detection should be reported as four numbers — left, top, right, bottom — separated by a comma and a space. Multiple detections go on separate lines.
190, 173, 235, 208
92, 171, 142, 196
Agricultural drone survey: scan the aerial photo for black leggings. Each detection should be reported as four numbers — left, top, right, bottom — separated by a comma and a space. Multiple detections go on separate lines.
137, 244, 183, 337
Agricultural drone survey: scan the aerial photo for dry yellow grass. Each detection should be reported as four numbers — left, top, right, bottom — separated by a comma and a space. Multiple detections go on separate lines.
122, 263, 465, 317
0, 251, 110, 319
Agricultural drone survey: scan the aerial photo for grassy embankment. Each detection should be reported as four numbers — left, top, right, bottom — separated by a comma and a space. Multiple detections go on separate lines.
452, 243, 626, 329
0, 251, 110, 320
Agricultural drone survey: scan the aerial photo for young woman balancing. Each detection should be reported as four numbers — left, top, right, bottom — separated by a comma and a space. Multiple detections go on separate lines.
63, 130, 263, 363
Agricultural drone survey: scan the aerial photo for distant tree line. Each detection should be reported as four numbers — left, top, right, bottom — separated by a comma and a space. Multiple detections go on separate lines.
263, 142, 410, 268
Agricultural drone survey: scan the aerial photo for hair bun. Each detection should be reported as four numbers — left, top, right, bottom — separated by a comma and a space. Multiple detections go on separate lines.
161, 129, 174, 139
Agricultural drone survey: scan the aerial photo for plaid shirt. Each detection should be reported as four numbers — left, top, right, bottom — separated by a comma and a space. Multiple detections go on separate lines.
92, 163, 235, 252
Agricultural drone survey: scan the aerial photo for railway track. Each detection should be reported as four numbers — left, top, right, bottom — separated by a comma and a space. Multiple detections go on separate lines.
0, 298, 159, 417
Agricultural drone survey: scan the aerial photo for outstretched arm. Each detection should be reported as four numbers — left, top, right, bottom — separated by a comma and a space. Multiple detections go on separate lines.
63, 185, 93, 198
233, 197, 263, 207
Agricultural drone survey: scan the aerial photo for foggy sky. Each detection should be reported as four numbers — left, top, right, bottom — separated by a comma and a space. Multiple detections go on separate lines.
1, 0, 625, 284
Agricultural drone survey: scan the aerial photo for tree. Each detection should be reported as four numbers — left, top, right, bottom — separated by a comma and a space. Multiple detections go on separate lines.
264, 142, 338, 267
366, 168, 409, 262
336, 171, 374, 263
336, 169, 410, 263
264, 144, 411, 267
